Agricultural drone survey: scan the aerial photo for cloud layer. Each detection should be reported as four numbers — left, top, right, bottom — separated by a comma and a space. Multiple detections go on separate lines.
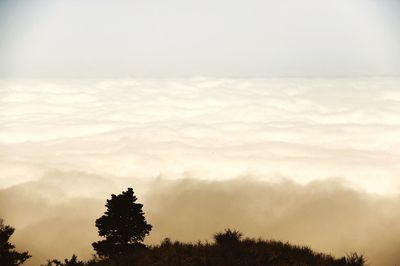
1, 78, 400, 192
1, 78, 400, 265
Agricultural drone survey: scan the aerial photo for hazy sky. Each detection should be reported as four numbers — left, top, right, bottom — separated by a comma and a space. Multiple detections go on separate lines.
1, 0, 400, 77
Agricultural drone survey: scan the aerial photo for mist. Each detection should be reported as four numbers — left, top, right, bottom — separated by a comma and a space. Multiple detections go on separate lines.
1, 176, 400, 265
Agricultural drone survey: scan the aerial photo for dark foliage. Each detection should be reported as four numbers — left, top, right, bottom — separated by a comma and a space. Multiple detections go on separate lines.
213, 229, 242, 246
41, 254, 84, 266
344, 252, 366, 266
55, 230, 366, 266
92, 188, 152, 262
0, 219, 31, 266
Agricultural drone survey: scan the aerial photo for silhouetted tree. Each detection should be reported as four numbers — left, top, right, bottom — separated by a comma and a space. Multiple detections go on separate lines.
92, 188, 152, 264
0, 219, 31, 265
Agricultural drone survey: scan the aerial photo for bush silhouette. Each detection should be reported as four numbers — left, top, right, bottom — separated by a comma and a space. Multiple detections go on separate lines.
344, 252, 366, 266
213, 229, 242, 246
0, 219, 31, 265
92, 188, 152, 263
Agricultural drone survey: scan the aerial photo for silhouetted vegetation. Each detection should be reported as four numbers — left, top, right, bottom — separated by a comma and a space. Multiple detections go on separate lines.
0, 219, 31, 265
213, 229, 242, 246
41, 254, 84, 266
43, 229, 366, 266
344, 252, 366, 266
92, 188, 152, 265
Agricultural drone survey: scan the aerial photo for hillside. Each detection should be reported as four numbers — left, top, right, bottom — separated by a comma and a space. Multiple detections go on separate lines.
42, 230, 365, 266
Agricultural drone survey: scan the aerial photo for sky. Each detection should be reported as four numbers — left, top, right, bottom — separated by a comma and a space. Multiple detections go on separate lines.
0, 0, 400, 77
1, 1, 400, 265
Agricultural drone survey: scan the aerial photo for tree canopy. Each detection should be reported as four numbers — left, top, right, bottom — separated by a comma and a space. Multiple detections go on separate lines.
0, 219, 31, 266
92, 188, 152, 260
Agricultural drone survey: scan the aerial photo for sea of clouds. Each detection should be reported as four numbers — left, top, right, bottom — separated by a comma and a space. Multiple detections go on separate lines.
1, 77, 400, 265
